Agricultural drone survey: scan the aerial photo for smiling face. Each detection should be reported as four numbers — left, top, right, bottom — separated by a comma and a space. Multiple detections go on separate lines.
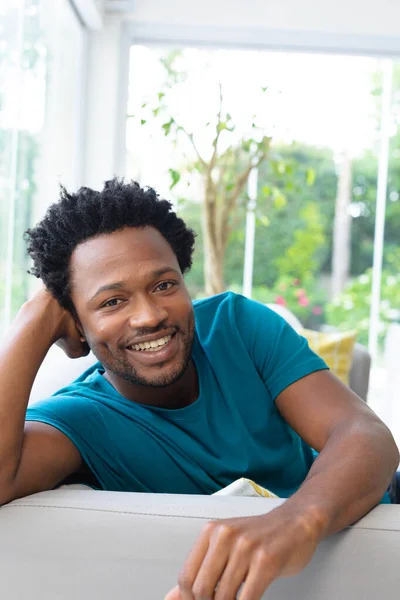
69, 226, 195, 390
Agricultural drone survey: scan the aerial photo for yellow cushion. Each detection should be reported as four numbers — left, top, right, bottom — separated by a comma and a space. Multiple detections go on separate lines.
299, 328, 357, 385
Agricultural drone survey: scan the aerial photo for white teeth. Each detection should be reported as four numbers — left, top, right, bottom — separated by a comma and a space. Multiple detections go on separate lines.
130, 334, 172, 352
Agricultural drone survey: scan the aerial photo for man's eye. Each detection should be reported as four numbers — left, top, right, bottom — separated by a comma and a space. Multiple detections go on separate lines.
156, 281, 175, 292
103, 298, 124, 308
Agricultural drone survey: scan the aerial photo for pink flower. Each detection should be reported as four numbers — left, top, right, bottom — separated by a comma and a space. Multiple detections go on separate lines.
298, 296, 309, 307
295, 288, 306, 298
275, 295, 287, 306
312, 305, 323, 315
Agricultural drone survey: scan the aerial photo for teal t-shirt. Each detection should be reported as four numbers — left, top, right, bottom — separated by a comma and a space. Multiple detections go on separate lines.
26, 292, 330, 497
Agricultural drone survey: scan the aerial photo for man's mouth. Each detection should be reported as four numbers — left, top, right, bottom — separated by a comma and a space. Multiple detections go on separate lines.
127, 334, 174, 353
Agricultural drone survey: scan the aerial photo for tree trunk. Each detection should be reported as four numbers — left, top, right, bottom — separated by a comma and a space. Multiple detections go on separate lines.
202, 201, 225, 296
331, 148, 352, 298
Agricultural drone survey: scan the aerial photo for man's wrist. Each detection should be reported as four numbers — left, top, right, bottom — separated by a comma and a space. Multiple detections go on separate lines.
17, 291, 65, 345
281, 497, 333, 543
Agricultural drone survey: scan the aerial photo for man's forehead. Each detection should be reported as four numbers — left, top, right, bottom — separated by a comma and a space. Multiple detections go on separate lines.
69, 227, 180, 293
71, 227, 177, 266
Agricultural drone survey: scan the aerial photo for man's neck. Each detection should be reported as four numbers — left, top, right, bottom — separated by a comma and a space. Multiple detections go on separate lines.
102, 360, 199, 410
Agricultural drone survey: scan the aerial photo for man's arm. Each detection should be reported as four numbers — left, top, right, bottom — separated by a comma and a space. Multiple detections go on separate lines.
275, 370, 399, 534
165, 370, 399, 600
0, 289, 87, 505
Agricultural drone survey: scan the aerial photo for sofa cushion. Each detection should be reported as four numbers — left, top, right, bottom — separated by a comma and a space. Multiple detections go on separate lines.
299, 328, 357, 385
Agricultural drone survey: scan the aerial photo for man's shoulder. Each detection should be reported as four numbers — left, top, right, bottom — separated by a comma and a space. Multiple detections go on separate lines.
193, 290, 235, 310
193, 291, 240, 325
192, 292, 281, 346
193, 291, 277, 323
27, 362, 106, 414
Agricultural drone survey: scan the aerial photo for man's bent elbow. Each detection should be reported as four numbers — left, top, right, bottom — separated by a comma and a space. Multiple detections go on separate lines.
0, 481, 16, 507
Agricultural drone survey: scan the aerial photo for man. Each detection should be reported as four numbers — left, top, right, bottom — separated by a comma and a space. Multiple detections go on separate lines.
0, 178, 398, 600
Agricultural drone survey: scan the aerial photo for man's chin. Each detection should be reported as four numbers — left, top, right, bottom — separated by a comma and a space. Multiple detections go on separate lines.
108, 357, 188, 389
132, 363, 188, 388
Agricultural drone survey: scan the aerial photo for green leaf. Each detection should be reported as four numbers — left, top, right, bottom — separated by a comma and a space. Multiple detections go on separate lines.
285, 164, 294, 176
259, 136, 272, 152
141, 102, 147, 108
306, 167, 316, 186
262, 185, 271, 197
258, 214, 271, 227
261, 86, 268, 93
140, 119, 147, 126
158, 92, 165, 101
273, 188, 287, 209
216, 122, 227, 134
168, 168, 181, 190
162, 118, 175, 136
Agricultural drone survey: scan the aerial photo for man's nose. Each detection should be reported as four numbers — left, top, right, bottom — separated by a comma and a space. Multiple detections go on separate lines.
128, 296, 169, 330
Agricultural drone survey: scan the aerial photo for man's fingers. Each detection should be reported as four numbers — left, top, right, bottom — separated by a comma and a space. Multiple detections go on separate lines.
177, 522, 214, 598
214, 541, 250, 599
238, 549, 280, 600
191, 527, 232, 598
164, 585, 181, 600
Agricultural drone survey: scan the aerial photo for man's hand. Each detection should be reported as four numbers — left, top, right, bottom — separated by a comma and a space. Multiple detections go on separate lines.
54, 310, 90, 359
27, 287, 89, 359
165, 504, 321, 600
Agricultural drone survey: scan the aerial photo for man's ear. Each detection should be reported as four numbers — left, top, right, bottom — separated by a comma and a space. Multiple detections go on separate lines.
75, 318, 86, 342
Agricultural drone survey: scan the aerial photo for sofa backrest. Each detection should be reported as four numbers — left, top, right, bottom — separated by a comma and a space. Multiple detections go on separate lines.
1, 490, 399, 599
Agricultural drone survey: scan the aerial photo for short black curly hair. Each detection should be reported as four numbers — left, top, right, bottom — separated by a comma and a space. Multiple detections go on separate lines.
25, 178, 196, 311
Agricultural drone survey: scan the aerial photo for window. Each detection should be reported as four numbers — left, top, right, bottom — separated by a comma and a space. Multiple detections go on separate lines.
0, 0, 87, 335
126, 45, 400, 439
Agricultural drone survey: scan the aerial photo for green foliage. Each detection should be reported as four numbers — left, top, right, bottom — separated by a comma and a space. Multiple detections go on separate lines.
351, 141, 400, 275
168, 168, 181, 189
256, 142, 337, 279
275, 202, 326, 282
265, 275, 327, 329
177, 200, 206, 295
228, 277, 327, 329
326, 268, 400, 346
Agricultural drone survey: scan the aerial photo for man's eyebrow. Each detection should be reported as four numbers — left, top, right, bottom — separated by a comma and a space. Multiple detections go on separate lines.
88, 268, 181, 304
151, 267, 181, 279
88, 282, 125, 304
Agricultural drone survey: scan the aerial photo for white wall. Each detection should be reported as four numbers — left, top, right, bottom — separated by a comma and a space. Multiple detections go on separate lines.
81, 0, 400, 190
119, 0, 400, 38
34, 0, 87, 222
82, 15, 131, 189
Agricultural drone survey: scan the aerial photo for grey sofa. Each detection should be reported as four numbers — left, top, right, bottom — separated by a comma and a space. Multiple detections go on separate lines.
1, 489, 399, 599
13, 305, 392, 598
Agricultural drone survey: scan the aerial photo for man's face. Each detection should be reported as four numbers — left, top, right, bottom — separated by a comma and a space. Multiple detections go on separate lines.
69, 226, 195, 388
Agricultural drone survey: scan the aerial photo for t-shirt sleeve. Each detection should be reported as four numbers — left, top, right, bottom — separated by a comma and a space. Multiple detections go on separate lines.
233, 294, 328, 400
26, 393, 107, 483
